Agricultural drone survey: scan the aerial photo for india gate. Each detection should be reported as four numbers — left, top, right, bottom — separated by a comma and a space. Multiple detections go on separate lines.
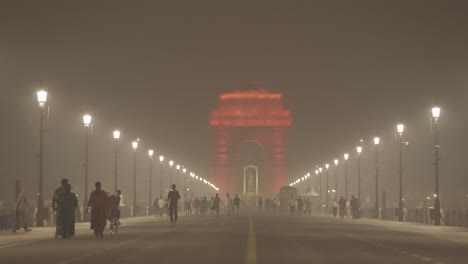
210, 87, 292, 197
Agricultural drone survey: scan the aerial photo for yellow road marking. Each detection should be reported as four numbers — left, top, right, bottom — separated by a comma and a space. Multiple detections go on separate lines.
245, 216, 257, 264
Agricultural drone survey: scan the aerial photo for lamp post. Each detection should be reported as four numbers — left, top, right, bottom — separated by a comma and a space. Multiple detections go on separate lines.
148, 149, 154, 210
344, 153, 349, 199
356, 145, 362, 207
397, 124, 405, 222
432, 107, 441, 226
195, 175, 199, 196
334, 159, 339, 200
319, 167, 323, 210
373, 137, 380, 219
169, 160, 174, 185
325, 164, 329, 210
159, 155, 164, 199
113, 130, 120, 192
83, 114, 92, 208
182, 168, 187, 200
176, 165, 180, 190
36, 89, 47, 227
132, 140, 138, 216
190, 172, 195, 198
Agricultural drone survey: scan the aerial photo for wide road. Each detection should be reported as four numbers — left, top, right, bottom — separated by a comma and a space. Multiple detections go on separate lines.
1, 211, 467, 264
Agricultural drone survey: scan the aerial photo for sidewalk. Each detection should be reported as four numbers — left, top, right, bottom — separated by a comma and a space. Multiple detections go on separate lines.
315, 214, 468, 244
0, 215, 164, 249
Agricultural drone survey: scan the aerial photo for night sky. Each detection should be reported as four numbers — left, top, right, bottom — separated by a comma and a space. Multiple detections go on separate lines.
1, 2, 467, 206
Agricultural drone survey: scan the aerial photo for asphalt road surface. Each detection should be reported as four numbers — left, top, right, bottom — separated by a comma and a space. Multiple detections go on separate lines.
1, 212, 467, 264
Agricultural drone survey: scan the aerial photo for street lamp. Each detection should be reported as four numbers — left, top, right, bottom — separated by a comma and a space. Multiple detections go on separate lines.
176, 164, 180, 190
334, 159, 339, 200
374, 137, 380, 219
148, 149, 154, 210
83, 114, 92, 209
132, 140, 138, 216
169, 160, 174, 185
357, 145, 363, 210
182, 168, 187, 199
36, 89, 47, 227
432, 107, 441, 226
113, 130, 120, 192
318, 167, 323, 209
325, 164, 329, 210
344, 153, 349, 199
159, 155, 164, 198
397, 124, 405, 222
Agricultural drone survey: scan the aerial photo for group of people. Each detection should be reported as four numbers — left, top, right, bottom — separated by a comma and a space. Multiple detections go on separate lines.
182, 193, 242, 217
333, 195, 360, 219
256, 197, 281, 214
52, 179, 122, 239
287, 196, 313, 216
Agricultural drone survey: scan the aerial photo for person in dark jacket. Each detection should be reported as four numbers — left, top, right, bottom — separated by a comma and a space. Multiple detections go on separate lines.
167, 184, 181, 224
57, 184, 78, 239
339, 196, 347, 219
87, 182, 109, 238
52, 179, 68, 238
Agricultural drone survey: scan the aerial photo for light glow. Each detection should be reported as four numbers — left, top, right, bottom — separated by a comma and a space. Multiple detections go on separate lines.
397, 124, 405, 135
37, 90, 47, 107
132, 141, 138, 150
148, 149, 154, 157
357, 146, 362, 154
344, 153, 349, 161
374, 137, 380, 145
159, 155, 165, 163
113, 130, 120, 140
432, 107, 441, 120
83, 114, 92, 127
334, 159, 339, 166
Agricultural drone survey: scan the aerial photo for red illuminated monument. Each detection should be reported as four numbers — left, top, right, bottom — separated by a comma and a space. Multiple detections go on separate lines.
210, 87, 291, 197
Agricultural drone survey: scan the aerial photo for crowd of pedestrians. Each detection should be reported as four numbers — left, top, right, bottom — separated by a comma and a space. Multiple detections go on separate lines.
335, 195, 360, 219
52, 179, 122, 239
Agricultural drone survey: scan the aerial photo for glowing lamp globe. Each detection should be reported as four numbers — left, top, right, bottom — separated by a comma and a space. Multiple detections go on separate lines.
37, 90, 47, 107
113, 130, 121, 140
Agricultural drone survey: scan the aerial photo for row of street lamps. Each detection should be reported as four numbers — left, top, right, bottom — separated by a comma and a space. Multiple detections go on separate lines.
35, 87, 219, 224
290, 107, 442, 226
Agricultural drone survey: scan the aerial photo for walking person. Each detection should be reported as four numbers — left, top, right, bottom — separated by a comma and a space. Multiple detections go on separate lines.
185, 199, 192, 215
195, 197, 201, 215
213, 193, 221, 217
305, 198, 312, 216
332, 199, 338, 217
12, 188, 31, 233
339, 196, 346, 219
57, 184, 78, 239
167, 184, 180, 224
108, 190, 121, 233
87, 182, 109, 238
226, 193, 233, 216
52, 179, 68, 238
201, 197, 208, 216
346, 199, 351, 218
297, 197, 304, 216
273, 197, 279, 215
233, 194, 241, 216
289, 195, 296, 216
258, 197, 264, 214
350, 195, 359, 219
158, 196, 165, 217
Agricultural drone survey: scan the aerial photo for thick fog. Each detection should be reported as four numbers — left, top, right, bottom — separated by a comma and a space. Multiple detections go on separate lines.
0, 2, 467, 208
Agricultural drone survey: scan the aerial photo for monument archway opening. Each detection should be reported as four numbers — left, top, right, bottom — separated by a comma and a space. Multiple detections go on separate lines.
210, 87, 291, 197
